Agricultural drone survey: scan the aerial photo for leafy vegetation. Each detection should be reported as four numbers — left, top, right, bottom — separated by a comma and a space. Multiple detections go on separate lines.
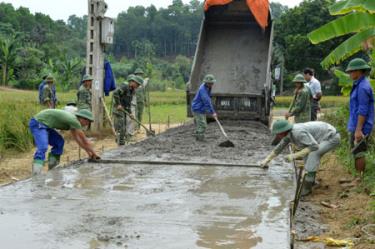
308, 0, 375, 69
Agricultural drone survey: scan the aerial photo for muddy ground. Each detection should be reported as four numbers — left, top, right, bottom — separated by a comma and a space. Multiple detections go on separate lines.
0, 121, 374, 248
0, 121, 296, 248
0, 124, 177, 186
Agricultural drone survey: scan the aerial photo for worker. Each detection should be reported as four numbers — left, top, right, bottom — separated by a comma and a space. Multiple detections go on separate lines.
29, 109, 100, 175
304, 68, 322, 121
77, 74, 93, 110
260, 120, 340, 196
346, 58, 374, 177
41, 75, 57, 109
285, 74, 311, 123
112, 75, 143, 145
134, 68, 147, 131
39, 74, 57, 108
191, 74, 217, 141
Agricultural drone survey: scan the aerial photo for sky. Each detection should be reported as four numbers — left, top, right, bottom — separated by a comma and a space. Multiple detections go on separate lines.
1, 0, 303, 21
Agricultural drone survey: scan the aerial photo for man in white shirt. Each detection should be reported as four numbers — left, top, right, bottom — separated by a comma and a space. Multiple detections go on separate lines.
304, 68, 322, 121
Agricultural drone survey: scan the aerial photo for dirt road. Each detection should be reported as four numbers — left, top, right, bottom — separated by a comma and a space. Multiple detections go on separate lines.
0, 121, 296, 248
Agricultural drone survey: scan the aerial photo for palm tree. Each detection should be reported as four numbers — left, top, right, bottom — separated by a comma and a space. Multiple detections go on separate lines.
0, 34, 19, 86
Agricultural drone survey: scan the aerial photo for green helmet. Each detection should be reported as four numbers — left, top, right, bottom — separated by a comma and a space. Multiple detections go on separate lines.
66, 101, 77, 106
75, 109, 94, 122
82, 74, 94, 82
292, 74, 306, 83
46, 74, 54, 83
134, 68, 144, 75
345, 58, 371, 72
130, 75, 144, 86
127, 74, 136, 82
271, 120, 293, 135
203, 74, 216, 83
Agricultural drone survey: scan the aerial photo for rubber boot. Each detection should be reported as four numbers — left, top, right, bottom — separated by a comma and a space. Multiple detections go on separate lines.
196, 134, 205, 142
301, 172, 316, 197
32, 159, 44, 176
48, 153, 61, 170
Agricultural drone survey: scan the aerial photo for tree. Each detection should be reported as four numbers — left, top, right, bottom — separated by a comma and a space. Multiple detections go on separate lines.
274, 0, 343, 84
308, 0, 375, 68
307, 0, 375, 95
58, 55, 83, 92
0, 34, 19, 86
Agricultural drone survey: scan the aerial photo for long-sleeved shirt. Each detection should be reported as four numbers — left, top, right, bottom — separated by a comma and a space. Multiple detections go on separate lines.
288, 86, 311, 123
39, 81, 57, 106
347, 76, 374, 135
112, 83, 134, 114
191, 83, 215, 114
77, 85, 92, 110
274, 121, 337, 155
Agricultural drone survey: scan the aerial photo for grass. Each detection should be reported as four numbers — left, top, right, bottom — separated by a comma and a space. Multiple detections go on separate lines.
323, 106, 375, 215
276, 95, 349, 108
0, 88, 187, 154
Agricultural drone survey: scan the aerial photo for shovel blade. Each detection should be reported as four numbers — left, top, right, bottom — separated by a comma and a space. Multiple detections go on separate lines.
219, 140, 235, 148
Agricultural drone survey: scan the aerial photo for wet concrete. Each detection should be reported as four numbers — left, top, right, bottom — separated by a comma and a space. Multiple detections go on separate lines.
0, 121, 296, 248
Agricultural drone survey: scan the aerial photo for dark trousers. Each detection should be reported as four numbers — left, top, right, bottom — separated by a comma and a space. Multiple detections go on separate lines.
311, 99, 319, 121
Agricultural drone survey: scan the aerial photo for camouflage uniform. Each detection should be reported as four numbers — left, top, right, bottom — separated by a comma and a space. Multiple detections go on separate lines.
112, 83, 135, 145
135, 86, 147, 128
289, 74, 311, 123
76, 85, 92, 110
41, 84, 55, 109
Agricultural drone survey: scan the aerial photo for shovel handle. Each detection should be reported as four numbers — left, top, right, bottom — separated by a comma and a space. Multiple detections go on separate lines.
214, 117, 228, 139
121, 109, 155, 135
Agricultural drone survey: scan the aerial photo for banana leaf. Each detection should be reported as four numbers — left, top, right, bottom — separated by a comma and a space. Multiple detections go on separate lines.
330, 0, 375, 15
334, 69, 375, 96
321, 27, 375, 68
308, 12, 375, 44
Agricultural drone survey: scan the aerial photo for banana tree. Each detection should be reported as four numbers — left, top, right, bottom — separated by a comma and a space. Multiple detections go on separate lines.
308, 0, 375, 69
0, 34, 19, 86
59, 56, 83, 92
307, 0, 374, 95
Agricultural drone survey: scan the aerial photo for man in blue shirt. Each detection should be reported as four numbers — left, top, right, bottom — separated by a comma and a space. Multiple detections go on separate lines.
191, 74, 217, 141
346, 58, 374, 176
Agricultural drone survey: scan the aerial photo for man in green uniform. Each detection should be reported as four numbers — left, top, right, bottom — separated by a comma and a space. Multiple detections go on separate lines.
134, 68, 147, 131
285, 74, 311, 123
29, 109, 100, 175
112, 75, 143, 145
260, 120, 341, 196
41, 75, 56, 109
77, 74, 93, 110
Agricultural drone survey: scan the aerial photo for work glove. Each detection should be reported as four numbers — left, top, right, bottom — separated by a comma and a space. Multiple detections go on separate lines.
284, 147, 311, 162
259, 151, 276, 168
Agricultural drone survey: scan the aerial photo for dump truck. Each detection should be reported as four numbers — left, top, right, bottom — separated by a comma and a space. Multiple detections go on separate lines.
187, 0, 273, 124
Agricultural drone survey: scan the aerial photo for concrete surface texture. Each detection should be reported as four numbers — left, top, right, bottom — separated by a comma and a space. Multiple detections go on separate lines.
0, 121, 296, 249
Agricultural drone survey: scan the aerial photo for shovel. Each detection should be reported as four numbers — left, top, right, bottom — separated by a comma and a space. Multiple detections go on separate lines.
351, 135, 368, 154
214, 117, 235, 147
121, 109, 156, 136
